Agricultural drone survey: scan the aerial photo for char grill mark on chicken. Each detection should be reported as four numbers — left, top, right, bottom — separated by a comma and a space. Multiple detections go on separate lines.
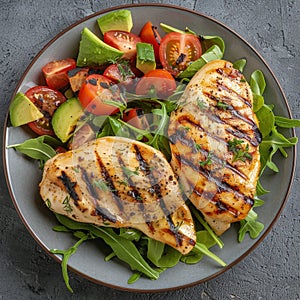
133, 144, 184, 248
168, 59, 261, 235
39, 136, 196, 254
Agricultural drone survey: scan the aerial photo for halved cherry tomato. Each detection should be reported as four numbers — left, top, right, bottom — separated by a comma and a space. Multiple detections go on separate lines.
123, 108, 149, 130
159, 32, 202, 77
78, 74, 120, 116
25, 86, 66, 135
139, 21, 161, 63
104, 31, 141, 59
42, 58, 76, 90
103, 63, 135, 84
135, 69, 176, 98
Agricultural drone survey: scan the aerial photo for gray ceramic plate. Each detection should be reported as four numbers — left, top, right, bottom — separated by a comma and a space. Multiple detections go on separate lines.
3, 4, 296, 292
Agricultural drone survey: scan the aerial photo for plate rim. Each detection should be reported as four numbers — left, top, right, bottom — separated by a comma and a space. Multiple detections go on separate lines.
2, 3, 297, 293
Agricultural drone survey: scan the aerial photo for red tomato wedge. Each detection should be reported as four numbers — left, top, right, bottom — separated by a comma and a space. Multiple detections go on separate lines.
25, 86, 66, 135
103, 63, 135, 84
42, 58, 76, 90
139, 21, 161, 63
159, 32, 202, 77
135, 69, 176, 99
104, 31, 141, 59
78, 74, 120, 116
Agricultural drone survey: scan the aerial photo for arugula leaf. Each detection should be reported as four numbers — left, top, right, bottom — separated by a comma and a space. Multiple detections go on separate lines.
239, 68, 299, 240
201, 35, 225, 54
104, 252, 116, 262
127, 272, 142, 284
193, 243, 226, 267
51, 232, 90, 293
253, 195, 265, 207
7, 135, 58, 165
52, 225, 71, 233
256, 105, 275, 138
250, 70, 268, 114
233, 58, 247, 72
253, 93, 265, 112
256, 179, 270, 196
250, 70, 266, 95
250, 69, 299, 179
238, 209, 264, 242
92, 227, 159, 280
108, 116, 130, 138
190, 206, 224, 248
259, 127, 298, 175
53, 214, 159, 284
181, 231, 217, 264
275, 116, 300, 128
119, 228, 143, 242
145, 238, 182, 268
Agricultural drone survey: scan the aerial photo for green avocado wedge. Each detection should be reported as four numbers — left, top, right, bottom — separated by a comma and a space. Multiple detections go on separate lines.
77, 27, 124, 67
97, 9, 133, 34
136, 42, 156, 74
52, 97, 84, 143
9, 92, 44, 127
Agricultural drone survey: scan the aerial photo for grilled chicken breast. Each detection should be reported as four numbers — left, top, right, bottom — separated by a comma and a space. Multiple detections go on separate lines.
40, 136, 196, 254
168, 60, 261, 235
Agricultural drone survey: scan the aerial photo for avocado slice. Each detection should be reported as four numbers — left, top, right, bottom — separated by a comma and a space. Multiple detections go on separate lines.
9, 92, 44, 127
77, 27, 124, 67
136, 42, 156, 74
52, 97, 84, 143
97, 10, 133, 34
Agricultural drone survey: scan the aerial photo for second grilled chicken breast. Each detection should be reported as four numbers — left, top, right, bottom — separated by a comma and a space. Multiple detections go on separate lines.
168, 60, 261, 235
40, 136, 196, 254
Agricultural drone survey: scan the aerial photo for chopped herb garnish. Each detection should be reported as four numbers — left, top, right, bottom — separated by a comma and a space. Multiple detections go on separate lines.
195, 143, 202, 151
227, 138, 252, 162
217, 101, 230, 110
197, 99, 208, 110
199, 152, 213, 166
122, 166, 140, 177
93, 179, 110, 191
117, 179, 129, 186
62, 196, 72, 213
117, 61, 135, 81
180, 125, 191, 131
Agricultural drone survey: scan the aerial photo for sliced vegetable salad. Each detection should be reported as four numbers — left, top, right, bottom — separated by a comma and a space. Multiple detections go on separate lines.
8, 9, 300, 292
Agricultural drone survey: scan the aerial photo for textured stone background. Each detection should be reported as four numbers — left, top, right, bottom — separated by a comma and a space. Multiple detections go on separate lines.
0, 0, 299, 299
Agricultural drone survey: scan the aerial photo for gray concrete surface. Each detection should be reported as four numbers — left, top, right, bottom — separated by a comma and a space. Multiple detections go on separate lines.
0, 0, 299, 299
